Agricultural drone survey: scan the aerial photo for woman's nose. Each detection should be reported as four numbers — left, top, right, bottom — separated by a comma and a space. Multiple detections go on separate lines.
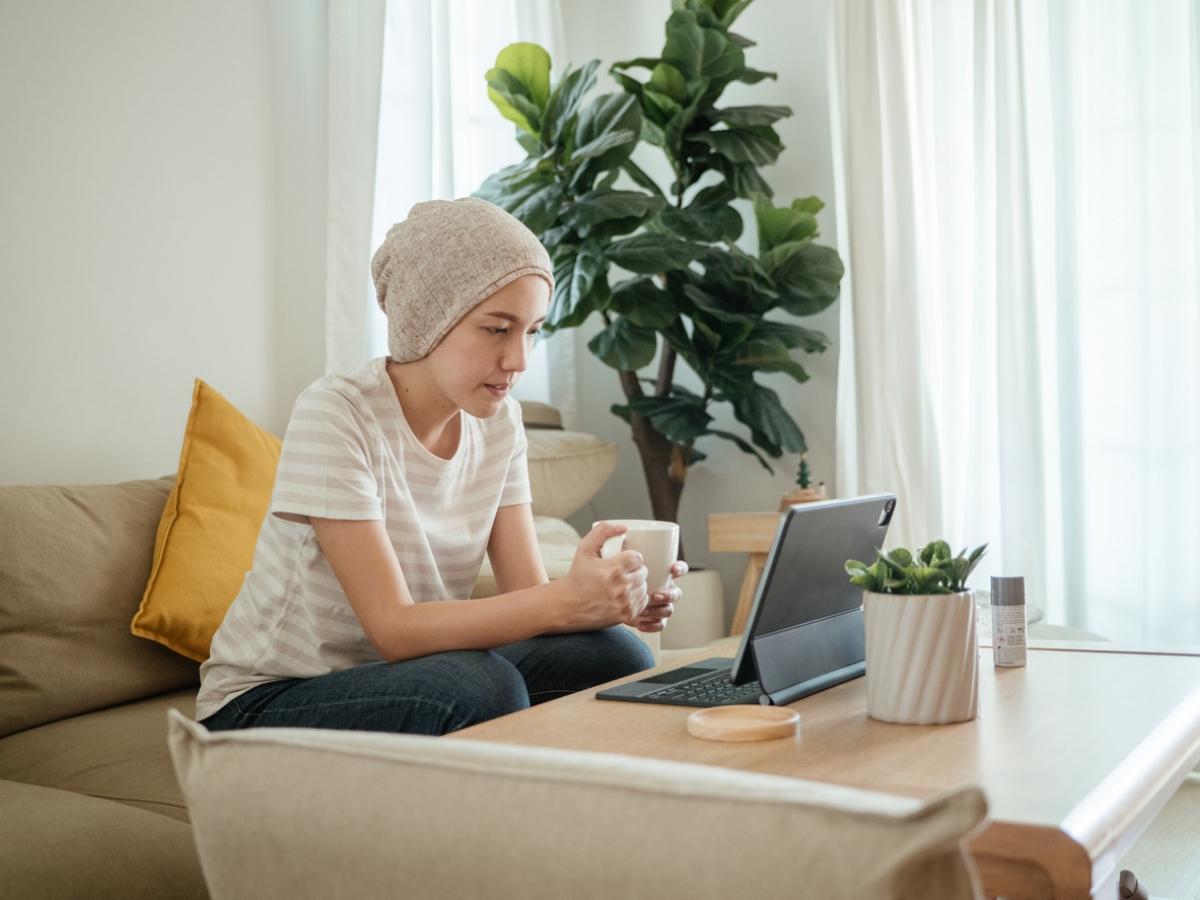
502, 336, 528, 372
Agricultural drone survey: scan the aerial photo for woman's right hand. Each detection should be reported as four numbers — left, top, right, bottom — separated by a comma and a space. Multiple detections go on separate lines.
558, 522, 650, 631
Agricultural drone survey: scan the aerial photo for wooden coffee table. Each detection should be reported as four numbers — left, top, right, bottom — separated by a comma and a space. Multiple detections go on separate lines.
447, 637, 1200, 899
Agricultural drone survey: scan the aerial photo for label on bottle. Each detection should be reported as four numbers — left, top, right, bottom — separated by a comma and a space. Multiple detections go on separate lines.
992, 605, 1027, 667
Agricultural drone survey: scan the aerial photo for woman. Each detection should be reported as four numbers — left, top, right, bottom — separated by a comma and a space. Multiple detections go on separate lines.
196, 197, 686, 736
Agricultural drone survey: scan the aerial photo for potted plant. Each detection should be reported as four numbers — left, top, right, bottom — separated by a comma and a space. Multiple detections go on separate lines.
475, 0, 843, 559
845, 541, 988, 724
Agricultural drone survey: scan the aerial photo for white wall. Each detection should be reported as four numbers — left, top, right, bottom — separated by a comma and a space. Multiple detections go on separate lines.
559, 0, 840, 628
0, 0, 327, 485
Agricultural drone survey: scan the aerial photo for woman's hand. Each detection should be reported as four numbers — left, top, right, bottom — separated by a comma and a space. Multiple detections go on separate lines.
628, 560, 688, 632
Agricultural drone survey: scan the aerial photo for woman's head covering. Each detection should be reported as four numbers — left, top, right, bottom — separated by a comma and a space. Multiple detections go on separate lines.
370, 197, 555, 363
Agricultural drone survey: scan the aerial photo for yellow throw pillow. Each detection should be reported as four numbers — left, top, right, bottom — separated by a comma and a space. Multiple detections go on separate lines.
131, 379, 282, 662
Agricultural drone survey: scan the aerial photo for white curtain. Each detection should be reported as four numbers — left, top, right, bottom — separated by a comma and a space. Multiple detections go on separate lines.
324, 0, 577, 426
832, 0, 1200, 643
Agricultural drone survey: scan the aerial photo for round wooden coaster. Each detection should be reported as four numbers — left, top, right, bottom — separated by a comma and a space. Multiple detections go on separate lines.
686, 705, 800, 742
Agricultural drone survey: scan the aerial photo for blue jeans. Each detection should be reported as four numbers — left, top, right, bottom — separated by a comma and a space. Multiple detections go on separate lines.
198, 625, 655, 736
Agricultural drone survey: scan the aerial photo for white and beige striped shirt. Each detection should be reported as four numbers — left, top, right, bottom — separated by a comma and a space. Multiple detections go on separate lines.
195, 355, 531, 721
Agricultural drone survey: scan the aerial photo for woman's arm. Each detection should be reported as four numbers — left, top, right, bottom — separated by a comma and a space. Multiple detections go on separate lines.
485, 502, 549, 594
310, 516, 565, 663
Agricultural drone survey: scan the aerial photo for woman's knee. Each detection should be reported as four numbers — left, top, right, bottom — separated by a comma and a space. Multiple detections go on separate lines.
586, 626, 657, 680
422, 649, 531, 731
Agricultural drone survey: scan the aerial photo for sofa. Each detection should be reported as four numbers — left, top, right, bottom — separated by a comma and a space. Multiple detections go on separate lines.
0, 398, 650, 896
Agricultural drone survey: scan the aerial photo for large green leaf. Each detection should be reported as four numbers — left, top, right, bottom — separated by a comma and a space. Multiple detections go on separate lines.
587, 317, 659, 370
662, 10, 705, 79
656, 205, 740, 242
573, 93, 642, 178
749, 319, 830, 353
773, 242, 844, 316
507, 180, 564, 234
627, 394, 712, 444
698, 246, 777, 307
729, 382, 807, 456
473, 157, 537, 206
649, 62, 688, 103
607, 233, 706, 273
694, 125, 782, 166
486, 43, 552, 135
731, 340, 810, 383
710, 105, 791, 128
562, 190, 663, 235
609, 277, 678, 329
541, 60, 599, 145
700, 28, 745, 82
736, 67, 778, 84
547, 241, 606, 330
621, 159, 666, 200
753, 193, 819, 254
570, 129, 637, 165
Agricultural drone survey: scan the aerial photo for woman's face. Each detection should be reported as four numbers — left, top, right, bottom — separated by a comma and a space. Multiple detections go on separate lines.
426, 273, 550, 418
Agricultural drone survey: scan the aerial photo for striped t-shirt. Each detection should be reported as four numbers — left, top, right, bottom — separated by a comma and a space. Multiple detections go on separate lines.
195, 355, 532, 722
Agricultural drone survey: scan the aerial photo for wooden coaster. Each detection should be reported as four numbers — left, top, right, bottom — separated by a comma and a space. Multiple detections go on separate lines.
686, 705, 800, 742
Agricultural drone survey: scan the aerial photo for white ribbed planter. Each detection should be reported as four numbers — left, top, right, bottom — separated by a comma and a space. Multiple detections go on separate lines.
862, 590, 979, 725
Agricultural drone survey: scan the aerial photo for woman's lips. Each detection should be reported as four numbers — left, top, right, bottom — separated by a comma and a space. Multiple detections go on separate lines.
484, 383, 509, 398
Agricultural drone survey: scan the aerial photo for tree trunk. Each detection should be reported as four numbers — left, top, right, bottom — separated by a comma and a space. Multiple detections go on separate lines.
618, 369, 689, 561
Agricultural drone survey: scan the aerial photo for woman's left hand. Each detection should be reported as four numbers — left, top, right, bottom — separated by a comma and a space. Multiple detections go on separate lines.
629, 560, 688, 632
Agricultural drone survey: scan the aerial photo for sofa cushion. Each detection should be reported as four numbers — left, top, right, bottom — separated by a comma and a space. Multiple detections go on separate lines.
0, 477, 200, 739
526, 429, 619, 518
0, 777, 207, 900
0, 688, 196, 823
132, 378, 282, 662
168, 710, 986, 900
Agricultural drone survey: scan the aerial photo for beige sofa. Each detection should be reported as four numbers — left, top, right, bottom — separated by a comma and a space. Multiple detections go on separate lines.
0, 403, 639, 898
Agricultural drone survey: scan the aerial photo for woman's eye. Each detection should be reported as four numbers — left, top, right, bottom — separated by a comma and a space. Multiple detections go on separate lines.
486, 327, 507, 335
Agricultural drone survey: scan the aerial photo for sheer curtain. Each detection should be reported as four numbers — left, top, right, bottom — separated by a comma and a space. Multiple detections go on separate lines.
832, 0, 1200, 643
324, 0, 577, 425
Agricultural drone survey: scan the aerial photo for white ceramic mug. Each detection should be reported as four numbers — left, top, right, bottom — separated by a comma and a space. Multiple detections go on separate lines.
592, 519, 680, 594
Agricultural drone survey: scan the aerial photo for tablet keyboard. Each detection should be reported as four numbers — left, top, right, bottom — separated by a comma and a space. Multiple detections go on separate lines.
644, 669, 764, 706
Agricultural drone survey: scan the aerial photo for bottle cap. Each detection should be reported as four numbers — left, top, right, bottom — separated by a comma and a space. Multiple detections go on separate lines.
990, 575, 1025, 607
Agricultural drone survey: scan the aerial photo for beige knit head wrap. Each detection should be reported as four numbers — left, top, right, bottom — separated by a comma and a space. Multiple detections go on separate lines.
370, 197, 555, 363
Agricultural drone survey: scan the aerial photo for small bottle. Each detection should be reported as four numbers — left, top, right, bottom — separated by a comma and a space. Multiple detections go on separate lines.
991, 576, 1027, 667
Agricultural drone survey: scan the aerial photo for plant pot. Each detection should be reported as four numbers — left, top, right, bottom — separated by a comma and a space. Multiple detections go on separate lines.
778, 484, 827, 511
660, 568, 725, 650
862, 590, 979, 724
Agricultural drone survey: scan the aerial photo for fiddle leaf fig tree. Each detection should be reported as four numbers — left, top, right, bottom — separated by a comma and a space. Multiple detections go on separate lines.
475, 0, 844, 546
